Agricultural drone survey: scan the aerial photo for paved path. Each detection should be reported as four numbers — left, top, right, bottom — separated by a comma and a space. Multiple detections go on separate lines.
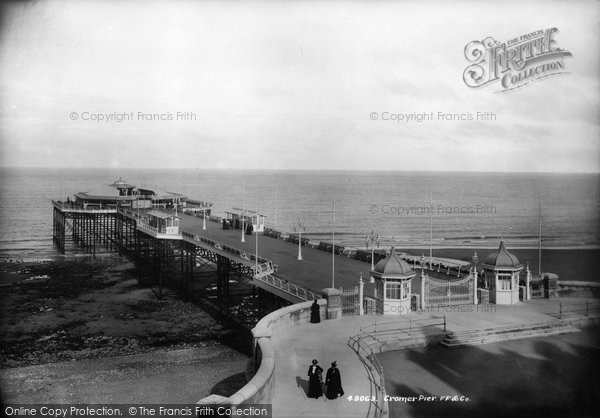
271, 316, 384, 418
269, 298, 586, 417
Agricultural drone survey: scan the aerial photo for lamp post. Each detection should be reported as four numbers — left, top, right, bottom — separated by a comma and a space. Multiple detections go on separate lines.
256, 192, 259, 271
202, 207, 207, 230
365, 230, 381, 270
241, 184, 246, 243
331, 199, 340, 288
293, 218, 306, 260
472, 250, 479, 305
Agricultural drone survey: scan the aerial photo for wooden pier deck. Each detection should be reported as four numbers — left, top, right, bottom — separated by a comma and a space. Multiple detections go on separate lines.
178, 213, 376, 296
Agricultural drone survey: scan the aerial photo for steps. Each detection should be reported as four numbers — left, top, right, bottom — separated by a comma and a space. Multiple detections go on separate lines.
441, 320, 580, 347
363, 326, 447, 352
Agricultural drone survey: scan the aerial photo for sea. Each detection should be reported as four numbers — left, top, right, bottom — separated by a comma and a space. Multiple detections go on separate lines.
1, 167, 599, 261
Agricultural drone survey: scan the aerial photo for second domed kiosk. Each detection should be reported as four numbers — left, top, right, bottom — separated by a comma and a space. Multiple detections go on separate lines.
481, 241, 523, 305
370, 246, 416, 315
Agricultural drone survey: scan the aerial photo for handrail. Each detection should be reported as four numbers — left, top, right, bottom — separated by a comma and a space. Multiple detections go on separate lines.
347, 333, 387, 418
181, 230, 271, 265
358, 316, 447, 337
180, 230, 319, 300
253, 273, 323, 302
447, 319, 566, 336
119, 208, 322, 302
558, 299, 600, 319
347, 315, 448, 418
53, 200, 117, 213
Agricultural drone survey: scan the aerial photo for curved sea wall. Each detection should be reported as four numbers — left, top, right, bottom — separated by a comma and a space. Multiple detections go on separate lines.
197, 299, 327, 406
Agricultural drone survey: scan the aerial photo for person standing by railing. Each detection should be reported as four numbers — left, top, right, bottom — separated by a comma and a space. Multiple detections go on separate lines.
310, 299, 321, 323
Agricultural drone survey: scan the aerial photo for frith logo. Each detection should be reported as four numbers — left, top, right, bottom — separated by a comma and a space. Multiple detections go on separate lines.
463, 28, 572, 93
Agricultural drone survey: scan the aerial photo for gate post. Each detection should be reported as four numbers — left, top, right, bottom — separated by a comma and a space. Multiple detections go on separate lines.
420, 272, 426, 311
322, 288, 343, 320
473, 269, 478, 305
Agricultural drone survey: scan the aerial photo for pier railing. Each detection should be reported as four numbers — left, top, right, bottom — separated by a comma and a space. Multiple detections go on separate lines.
348, 316, 447, 418
253, 272, 323, 302
181, 231, 322, 302
119, 208, 323, 303
181, 231, 270, 264
53, 200, 117, 213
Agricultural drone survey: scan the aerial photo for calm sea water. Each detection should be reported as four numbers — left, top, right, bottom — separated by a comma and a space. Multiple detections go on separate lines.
0, 167, 599, 260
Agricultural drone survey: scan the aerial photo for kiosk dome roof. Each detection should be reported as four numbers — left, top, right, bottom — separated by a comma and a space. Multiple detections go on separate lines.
483, 241, 522, 269
373, 247, 414, 276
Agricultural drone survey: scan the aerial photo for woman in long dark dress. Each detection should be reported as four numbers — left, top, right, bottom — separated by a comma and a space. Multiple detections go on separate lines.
310, 299, 320, 323
307, 359, 323, 399
325, 361, 344, 399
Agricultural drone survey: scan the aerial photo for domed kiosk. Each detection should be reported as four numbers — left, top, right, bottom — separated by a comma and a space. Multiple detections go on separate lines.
481, 241, 523, 305
370, 247, 416, 315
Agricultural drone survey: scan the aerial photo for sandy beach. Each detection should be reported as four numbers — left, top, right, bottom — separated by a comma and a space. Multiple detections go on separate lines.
0, 256, 249, 403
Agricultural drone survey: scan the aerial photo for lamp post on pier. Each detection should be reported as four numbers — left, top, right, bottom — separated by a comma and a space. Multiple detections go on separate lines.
293, 218, 306, 260
202, 207, 207, 230
365, 230, 381, 270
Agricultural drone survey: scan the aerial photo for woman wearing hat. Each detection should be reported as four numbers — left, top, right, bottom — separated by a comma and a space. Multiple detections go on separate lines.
325, 361, 344, 399
307, 359, 324, 399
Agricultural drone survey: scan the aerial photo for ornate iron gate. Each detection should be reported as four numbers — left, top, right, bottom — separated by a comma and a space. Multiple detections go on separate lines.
423, 274, 474, 308
478, 288, 490, 305
341, 285, 359, 316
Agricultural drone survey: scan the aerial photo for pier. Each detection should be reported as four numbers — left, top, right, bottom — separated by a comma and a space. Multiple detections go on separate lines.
51, 180, 578, 331
51, 183, 499, 326
49, 182, 600, 417
52, 197, 376, 324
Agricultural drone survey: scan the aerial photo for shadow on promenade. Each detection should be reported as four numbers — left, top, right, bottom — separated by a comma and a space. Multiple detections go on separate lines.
380, 329, 600, 418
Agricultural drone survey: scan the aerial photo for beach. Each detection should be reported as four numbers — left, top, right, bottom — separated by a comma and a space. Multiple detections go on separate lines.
0, 256, 249, 403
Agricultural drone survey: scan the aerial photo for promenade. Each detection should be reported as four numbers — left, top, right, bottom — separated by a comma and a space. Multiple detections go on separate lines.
271, 315, 384, 418
268, 298, 592, 418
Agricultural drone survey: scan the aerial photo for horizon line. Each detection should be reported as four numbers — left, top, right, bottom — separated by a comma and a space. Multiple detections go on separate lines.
1, 166, 599, 175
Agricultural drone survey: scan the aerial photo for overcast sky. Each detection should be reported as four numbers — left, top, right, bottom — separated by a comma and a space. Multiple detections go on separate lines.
1, 0, 598, 172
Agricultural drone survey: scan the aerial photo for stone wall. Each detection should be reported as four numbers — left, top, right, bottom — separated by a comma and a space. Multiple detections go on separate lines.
197, 299, 327, 406
557, 281, 600, 299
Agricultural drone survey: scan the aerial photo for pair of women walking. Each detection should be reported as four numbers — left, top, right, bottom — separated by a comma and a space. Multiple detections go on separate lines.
307, 359, 344, 400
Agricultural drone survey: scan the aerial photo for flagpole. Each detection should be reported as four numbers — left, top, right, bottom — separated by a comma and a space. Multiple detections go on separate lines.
256, 191, 259, 271
538, 198, 542, 277
429, 191, 433, 269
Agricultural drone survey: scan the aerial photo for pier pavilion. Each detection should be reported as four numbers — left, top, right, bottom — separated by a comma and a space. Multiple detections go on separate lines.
225, 208, 266, 232
71, 177, 210, 212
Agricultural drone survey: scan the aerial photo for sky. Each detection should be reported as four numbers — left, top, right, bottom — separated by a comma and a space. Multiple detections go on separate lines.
0, 0, 599, 172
